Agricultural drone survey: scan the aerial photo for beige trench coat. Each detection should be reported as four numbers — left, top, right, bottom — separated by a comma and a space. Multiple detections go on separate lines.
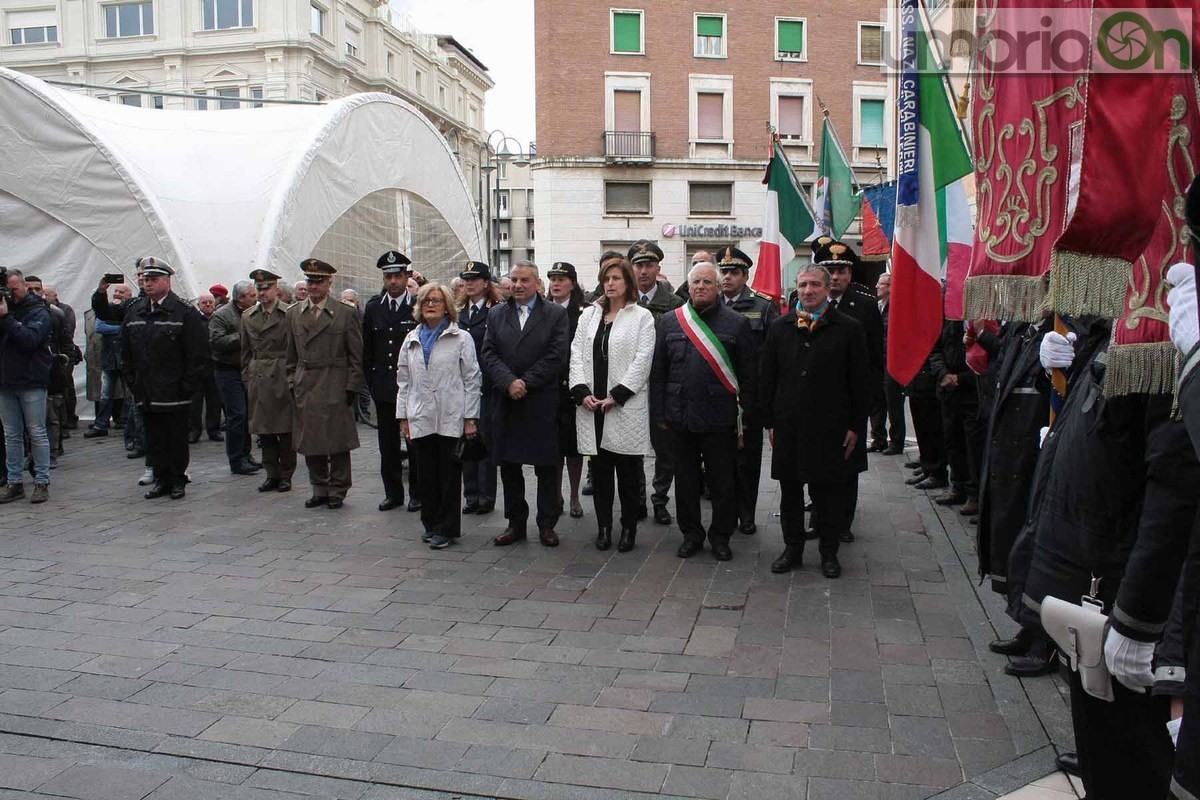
241, 301, 293, 435
285, 298, 364, 455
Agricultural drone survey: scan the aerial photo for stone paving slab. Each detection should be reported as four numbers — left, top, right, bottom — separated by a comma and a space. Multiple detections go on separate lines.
0, 427, 1074, 798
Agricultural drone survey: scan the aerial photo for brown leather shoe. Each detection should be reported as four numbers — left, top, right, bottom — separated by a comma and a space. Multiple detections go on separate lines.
539, 528, 560, 547
959, 497, 980, 515
934, 491, 967, 506
493, 526, 527, 546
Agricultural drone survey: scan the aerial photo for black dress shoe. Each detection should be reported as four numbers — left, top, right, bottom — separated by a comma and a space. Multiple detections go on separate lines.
463, 502, 480, 515
127, 448, 147, 459
914, 476, 949, 490
258, 478, 280, 492
581, 481, 594, 497
327, 498, 344, 509
904, 460, 922, 469
881, 445, 905, 456
277, 479, 291, 492
711, 543, 733, 561
868, 441, 887, 452
638, 505, 648, 520
83, 428, 109, 439
187, 431, 200, 444
143, 482, 169, 499
839, 530, 855, 543
771, 547, 803, 573
169, 483, 186, 500
653, 505, 672, 525
738, 522, 757, 535
1054, 752, 1081, 778
904, 472, 927, 485
475, 501, 494, 514
595, 527, 612, 551
989, 628, 1034, 656
821, 556, 842, 578
305, 495, 328, 509
231, 461, 261, 475
209, 432, 224, 442
378, 497, 401, 511
406, 499, 422, 512
538, 528, 560, 547
677, 540, 702, 558
617, 527, 636, 552
1003, 652, 1058, 678
934, 491, 967, 506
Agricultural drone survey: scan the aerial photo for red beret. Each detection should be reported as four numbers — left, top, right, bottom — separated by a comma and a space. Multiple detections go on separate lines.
209, 284, 229, 297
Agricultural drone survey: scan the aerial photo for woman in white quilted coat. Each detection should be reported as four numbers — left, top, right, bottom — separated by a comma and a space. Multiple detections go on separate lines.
569, 258, 656, 552
396, 282, 482, 550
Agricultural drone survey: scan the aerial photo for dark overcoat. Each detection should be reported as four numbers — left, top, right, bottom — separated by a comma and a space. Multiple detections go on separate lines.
480, 296, 569, 466
758, 308, 871, 484
284, 299, 364, 456
362, 292, 417, 404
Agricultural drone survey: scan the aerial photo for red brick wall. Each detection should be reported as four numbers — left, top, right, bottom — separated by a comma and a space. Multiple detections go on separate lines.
534, 0, 890, 162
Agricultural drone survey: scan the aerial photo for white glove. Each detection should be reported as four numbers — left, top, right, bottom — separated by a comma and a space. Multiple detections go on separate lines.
1103, 627, 1155, 692
1167, 262, 1199, 355
1039, 330, 1077, 370
1038, 426, 1050, 448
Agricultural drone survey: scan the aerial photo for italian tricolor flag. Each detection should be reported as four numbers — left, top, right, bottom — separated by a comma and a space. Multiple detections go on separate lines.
753, 141, 817, 302
889, 0, 973, 385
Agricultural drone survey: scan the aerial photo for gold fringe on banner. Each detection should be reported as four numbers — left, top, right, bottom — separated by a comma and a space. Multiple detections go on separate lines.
950, 1, 976, 58
1048, 249, 1131, 318
962, 274, 1048, 322
1103, 341, 1180, 398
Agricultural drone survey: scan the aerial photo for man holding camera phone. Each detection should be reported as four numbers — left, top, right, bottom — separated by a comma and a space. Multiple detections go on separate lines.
0, 267, 53, 503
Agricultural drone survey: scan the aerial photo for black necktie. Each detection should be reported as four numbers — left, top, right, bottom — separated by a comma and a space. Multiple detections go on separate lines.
829, 297, 838, 310
468, 304, 478, 323
639, 295, 649, 307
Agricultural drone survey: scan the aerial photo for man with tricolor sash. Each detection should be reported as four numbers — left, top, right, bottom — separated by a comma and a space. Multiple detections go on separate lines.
650, 262, 756, 562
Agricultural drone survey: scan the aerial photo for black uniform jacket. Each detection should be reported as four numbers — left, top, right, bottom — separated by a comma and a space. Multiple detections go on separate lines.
758, 307, 871, 484
362, 292, 417, 404
119, 292, 210, 411
650, 301, 756, 434
480, 295, 569, 466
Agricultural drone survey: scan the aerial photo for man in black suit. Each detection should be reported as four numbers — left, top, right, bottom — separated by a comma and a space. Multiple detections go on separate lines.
458, 260, 498, 514
869, 272, 906, 455
818, 240, 883, 544
362, 250, 419, 512
481, 261, 570, 547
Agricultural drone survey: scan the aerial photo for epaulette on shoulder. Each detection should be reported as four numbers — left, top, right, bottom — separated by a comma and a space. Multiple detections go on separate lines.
751, 290, 774, 302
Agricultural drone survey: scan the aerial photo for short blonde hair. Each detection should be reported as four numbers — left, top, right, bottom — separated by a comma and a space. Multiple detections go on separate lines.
415, 281, 459, 323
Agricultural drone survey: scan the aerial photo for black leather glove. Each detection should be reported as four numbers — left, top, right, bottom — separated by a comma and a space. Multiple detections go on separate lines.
345, 390, 356, 407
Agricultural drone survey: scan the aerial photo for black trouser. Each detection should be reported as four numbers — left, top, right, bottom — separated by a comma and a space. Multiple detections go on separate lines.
672, 428, 736, 547
1069, 670, 1174, 800
500, 461, 560, 530
144, 407, 190, 487
463, 389, 496, 506
639, 422, 675, 509
190, 373, 222, 437
213, 367, 250, 467
940, 389, 979, 496
65, 378, 77, 424
305, 452, 352, 499
260, 433, 296, 480
871, 376, 906, 447
375, 400, 413, 503
47, 392, 64, 455
413, 434, 462, 538
591, 449, 641, 529
734, 425, 764, 528
1173, 687, 1199, 800
909, 393, 946, 478
781, 477, 845, 558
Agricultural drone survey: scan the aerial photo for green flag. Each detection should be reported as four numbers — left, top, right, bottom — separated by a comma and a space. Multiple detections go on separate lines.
815, 118, 862, 240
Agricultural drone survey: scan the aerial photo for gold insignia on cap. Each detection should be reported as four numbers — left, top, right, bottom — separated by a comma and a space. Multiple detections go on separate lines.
830, 244, 847, 259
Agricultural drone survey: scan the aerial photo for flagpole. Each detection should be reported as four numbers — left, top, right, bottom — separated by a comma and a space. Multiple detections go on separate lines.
816, 97, 864, 193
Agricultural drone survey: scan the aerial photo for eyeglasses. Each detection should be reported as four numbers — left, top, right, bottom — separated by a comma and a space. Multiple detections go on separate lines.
421, 297, 445, 306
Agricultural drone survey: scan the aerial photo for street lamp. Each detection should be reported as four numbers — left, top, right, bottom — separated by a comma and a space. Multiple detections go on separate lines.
482, 129, 528, 271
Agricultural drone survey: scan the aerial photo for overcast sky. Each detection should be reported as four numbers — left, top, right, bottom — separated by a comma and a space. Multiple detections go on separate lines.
392, 0, 536, 153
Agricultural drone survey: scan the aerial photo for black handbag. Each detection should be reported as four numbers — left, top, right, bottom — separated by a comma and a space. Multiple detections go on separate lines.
453, 433, 489, 462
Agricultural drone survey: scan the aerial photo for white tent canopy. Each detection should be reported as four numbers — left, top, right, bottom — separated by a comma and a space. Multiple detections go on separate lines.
0, 67, 483, 317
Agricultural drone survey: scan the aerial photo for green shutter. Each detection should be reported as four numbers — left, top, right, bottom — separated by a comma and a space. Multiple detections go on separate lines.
613, 12, 641, 53
697, 16, 722, 37
860, 99, 885, 147
777, 19, 804, 53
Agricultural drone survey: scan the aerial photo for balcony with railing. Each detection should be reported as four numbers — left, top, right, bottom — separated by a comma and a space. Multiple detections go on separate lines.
603, 131, 655, 163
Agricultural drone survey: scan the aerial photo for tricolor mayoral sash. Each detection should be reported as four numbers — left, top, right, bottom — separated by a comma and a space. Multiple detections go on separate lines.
675, 304, 743, 443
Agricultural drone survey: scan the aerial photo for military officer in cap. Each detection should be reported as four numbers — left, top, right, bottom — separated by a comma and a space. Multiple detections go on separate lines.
717, 245, 779, 535
363, 250, 420, 512
459, 260, 500, 514
285, 259, 365, 509
547, 261, 589, 519
811, 239, 883, 543
628, 239, 684, 525
241, 269, 296, 492
119, 257, 210, 500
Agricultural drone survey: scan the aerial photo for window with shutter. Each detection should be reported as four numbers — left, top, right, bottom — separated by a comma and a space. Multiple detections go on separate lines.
859, 24, 884, 64
611, 10, 642, 54
776, 18, 805, 60
695, 14, 724, 57
605, 182, 652, 215
697, 93, 724, 140
8, 9, 58, 45
778, 96, 805, 139
614, 90, 641, 132
689, 183, 732, 216
859, 99, 886, 147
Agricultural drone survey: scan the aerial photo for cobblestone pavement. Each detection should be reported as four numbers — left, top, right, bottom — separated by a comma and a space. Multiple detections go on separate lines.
0, 425, 1076, 800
